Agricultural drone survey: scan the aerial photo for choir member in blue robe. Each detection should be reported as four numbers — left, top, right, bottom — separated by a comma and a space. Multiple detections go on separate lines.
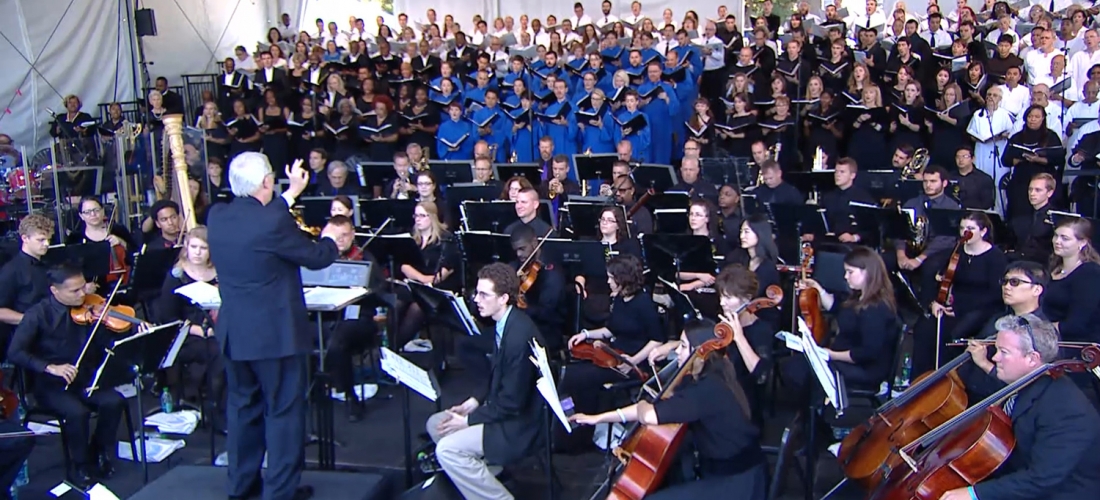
532, 52, 565, 91
501, 56, 531, 101
508, 91, 537, 162
437, 102, 474, 160
576, 89, 616, 154
637, 62, 681, 164
471, 89, 511, 163
537, 79, 578, 159
620, 50, 646, 86
585, 53, 615, 94
607, 70, 631, 114
429, 61, 463, 94
673, 30, 704, 76
430, 79, 463, 119
464, 70, 494, 105
663, 51, 698, 157
600, 44, 625, 70
614, 90, 651, 162
571, 72, 598, 106
565, 45, 590, 91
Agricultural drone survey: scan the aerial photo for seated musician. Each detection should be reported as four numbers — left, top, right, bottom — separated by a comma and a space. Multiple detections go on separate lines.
725, 214, 782, 329
471, 155, 500, 189
1008, 173, 1055, 264
717, 184, 745, 251
939, 314, 1100, 500
67, 197, 137, 284
156, 226, 227, 428
7, 264, 134, 488
679, 199, 731, 292
815, 158, 875, 244
571, 319, 767, 500
612, 173, 654, 236
951, 146, 995, 211
329, 195, 354, 218
652, 264, 775, 424
749, 160, 803, 206
537, 154, 581, 201
580, 206, 644, 325
1043, 217, 1100, 346
669, 156, 718, 205
504, 187, 556, 237
912, 212, 1007, 375
0, 214, 55, 358
321, 216, 384, 421
395, 201, 460, 355
560, 255, 663, 448
142, 200, 182, 250
793, 246, 900, 392
425, 263, 544, 500
500, 175, 534, 202
894, 165, 962, 304
509, 224, 567, 351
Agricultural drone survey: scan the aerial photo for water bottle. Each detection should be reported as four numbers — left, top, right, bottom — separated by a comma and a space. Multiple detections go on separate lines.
160, 387, 174, 414
895, 354, 913, 389
375, 307, 388, 349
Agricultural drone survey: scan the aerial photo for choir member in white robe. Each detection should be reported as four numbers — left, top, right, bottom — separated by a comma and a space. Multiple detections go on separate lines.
966, 86, 1015, 214
1064, 81, 1100, 158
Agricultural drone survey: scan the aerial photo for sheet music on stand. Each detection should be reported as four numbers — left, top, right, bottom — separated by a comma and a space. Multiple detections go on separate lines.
303, 287, 368, 311
530, 339, 572, 433
85, 321, 183, 396
174, 281, 221, 309
380, 347, 439, 401
776, 317, 843, 413
160, 322, 190, 369
656, 276, 702, 320
406, 281, 480, 336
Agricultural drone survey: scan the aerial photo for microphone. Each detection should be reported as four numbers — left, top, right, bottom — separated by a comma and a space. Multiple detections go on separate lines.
45, 108, 57, 116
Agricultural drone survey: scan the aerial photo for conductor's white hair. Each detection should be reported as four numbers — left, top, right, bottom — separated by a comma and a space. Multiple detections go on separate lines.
229, 152, 272, 197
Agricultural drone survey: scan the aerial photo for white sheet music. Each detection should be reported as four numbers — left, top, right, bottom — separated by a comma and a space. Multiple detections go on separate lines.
174, 281, 221, 309
303, 286, 368, 310
380, 348, 438, 401
795, 318, 841, 410
160, 322, 190, 369
530, 340, 572, 433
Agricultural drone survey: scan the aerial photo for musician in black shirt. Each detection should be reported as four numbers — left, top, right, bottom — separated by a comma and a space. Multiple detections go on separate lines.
950, 146, 995, 211
895, 166, 963, 304
613, 175, 654, 236
571, 319, 766, 499
144, 200, 182, 250
817, 158, 875, 243
749, 160, 803, 205
670, 157, 719, 205
504, 188, 556, 237
510, 224, 566, 351
0, 214, 54, 357
7, 264, 130, 488
1009, 173, 1055, 264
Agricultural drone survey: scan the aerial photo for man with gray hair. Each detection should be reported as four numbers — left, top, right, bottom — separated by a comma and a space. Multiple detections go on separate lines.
940, 313, 1100, 500
207, 153, 339, 500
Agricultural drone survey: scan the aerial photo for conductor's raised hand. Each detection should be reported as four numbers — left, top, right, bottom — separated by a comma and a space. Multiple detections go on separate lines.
285, 158, 310, 197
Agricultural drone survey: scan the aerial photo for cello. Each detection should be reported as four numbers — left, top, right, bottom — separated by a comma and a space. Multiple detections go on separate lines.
868, 345, 1100, 500
796, 242, 827, 344
601, 286, 783, 500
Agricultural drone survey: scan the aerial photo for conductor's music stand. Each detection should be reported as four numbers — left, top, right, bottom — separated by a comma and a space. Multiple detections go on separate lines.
494, 163, 541, 187
359, 198, 416, 232
642, 234, 715, 282
461, 200, 520, 232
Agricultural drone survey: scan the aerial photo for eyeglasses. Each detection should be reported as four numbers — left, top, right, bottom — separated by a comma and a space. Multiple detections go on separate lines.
81, 207, 104, 215
599, 217, 617, 223
1000, 277, 1035, 287
413, 213, 429, 219
1015, 315, 1037, 353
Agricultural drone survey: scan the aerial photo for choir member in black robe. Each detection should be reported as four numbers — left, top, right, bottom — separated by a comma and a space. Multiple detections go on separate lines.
1001, 105, 1064, 220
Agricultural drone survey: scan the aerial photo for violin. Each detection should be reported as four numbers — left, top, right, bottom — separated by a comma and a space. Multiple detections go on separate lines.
868, 345, 1100, 500
605, 286, 783, 500
70, 293, 144, 333
102, 203, 131, 286
570, 340, 647, 380
796, 242, 827, 344
516, 228, 554, 309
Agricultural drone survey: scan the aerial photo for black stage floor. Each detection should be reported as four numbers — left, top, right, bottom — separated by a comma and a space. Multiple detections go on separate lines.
15, 361, 863, 500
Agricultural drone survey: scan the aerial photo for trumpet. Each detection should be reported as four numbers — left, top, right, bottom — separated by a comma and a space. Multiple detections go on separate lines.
548, 178, 563, 199
488, 144, 498, 163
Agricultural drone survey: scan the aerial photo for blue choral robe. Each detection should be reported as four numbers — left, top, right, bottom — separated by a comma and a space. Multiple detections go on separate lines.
437, 117, 474, 160
637, 79, 681, 164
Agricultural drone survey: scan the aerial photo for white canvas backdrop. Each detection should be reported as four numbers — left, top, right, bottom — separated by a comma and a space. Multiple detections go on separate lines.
0, 0, 137, 150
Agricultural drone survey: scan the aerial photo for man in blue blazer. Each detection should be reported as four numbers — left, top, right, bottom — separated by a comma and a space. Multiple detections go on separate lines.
207, 153, 339, 500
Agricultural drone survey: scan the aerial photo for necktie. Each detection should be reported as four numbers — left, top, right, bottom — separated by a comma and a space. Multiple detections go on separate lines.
1002, 393, 1017, 416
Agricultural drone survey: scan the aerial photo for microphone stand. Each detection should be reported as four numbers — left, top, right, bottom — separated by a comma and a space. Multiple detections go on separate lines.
984, 107, 1006, 219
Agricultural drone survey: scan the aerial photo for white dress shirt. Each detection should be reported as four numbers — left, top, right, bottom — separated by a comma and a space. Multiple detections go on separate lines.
1024, 47, 1064, 85
570, 15, 593, 28
697, 36, 726, 71
596, 15, 620, 29
1069, 48, 1100, 96
921, 29, 953, 49
997, 83, 1031, 119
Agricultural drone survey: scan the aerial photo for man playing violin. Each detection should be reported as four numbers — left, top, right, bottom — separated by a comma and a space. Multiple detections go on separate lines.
570, 319, 767, 499
939, 314, 1100, 500
7, 264, 138, 489
509, 224, 566, 352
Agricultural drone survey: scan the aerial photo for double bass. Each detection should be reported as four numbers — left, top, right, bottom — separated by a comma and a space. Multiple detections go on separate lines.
602, 286, 783, 500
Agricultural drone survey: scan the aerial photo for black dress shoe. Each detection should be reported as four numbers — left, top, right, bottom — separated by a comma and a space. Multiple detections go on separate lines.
93, 453, 115, 480
67, 467, 95, 491
227, 481, 262, 500
291, 485, 314, 500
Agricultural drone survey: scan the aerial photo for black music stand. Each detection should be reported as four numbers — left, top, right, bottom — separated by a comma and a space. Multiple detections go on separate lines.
850, 204, 914, 249
572, 154, 617, 183
129, 246, 181, 306
406, 282, 481, 338
460, 232, 514, 268
365, 235, 422, 278
45, 241, 111, 282
354, 161, 398, 190
701, 157, 753, 188
300, 195, 361, 227
446, 184, 500, 223
771, 204, 830, 239
430, 161, 474, 186
561, 203, 623, 240
52, 166, 105, 198
642, 234, 715, 282
461, 200, 519, 233
786, 171, 838, 201
656, 276, 702, 321
494, 163, 541, 186
359, 199, 416, 232
631, 164, 677, 192
541, 239, 608, 283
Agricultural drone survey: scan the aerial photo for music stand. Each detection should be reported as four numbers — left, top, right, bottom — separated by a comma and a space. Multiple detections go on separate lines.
561, 202, 623, 240
45, 241, 111, 281
494, 163, 541, 186
446, 184, 500, 223
129, 246, 181, 304
642, 234, 715, 281
352, 161, 395, 189
850, 203, 913, 249
51, 166, 105, 198
300, 195, 361, 227
770, 204, 830, 239
632, 164, 677, 192
359, 199, 416, 232
406, 282, 481, 337
541, 239, 609, 283
786, 171, 838, 201
701, 157, 753, 188
572, 154, 617, 183
460, 232, 514, 268
429, 161, 474, 186
656, 276, 702, 321
461, 200, 519, 232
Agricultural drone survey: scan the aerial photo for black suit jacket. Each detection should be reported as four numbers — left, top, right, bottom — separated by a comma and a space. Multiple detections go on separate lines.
412, 55, 443, 81
207, 195, 338, 361
973, 376, 1100, 500
467, 307, 545, 465
253, 68, 289, 91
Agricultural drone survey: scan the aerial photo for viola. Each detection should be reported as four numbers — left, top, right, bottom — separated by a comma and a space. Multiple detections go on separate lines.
935, 230, 973, 307
570, 340, 647, 380
102, 204, 131, 286
70, 294, 144, 333
868, 345, 1100, 500
516, 228, 554, 309
796, 242, 827, 344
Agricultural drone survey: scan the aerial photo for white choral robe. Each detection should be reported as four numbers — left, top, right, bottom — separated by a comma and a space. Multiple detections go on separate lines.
967, 107, 1015, 214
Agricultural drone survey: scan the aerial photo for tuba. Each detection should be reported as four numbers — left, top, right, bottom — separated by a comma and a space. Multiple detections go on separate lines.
901, 148, 930, 178
162, 114, 198, 233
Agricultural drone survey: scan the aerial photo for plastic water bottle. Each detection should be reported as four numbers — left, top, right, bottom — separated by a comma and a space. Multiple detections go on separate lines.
375, 307, 388, 349
895, 354, 913, 389
160, 388, 174, 414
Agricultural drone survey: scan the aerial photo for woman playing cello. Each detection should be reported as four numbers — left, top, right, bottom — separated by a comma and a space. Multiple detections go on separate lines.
570, 319, 767, 499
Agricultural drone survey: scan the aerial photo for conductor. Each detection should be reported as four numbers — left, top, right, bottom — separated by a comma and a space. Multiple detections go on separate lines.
207, 152, 339, 500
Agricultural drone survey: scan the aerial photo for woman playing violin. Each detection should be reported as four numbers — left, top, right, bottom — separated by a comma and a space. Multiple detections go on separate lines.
156, 226, 226, 430
571, 319, 767, 500
912, 212, 1006, 375
66, 197, 136, 285
792, 246, 900, 392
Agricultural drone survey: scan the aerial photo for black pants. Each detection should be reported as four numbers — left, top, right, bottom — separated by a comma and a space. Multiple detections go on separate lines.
174, 335, 227, 426
0, 420, 33, 498
556, 362, 631, 451
911, 309, 991, 376
323, 317, 377, 398
34, 386, 124, 467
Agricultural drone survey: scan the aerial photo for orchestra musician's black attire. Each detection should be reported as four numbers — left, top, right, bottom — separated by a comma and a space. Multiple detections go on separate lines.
394, 232, 461, 354
0, 419, 34, 497
671, 178, 719, 206
731, 318, 776, 426
646, 367, 766, 499
206, 193, 338, 500
157, 268, 226, 430
0, 250, 50, 360
950, 167, 996, 211
504, 216, 556, 238
971, 375, 1100, 500
1008, 202, 1054, 264
322, 247, 385, 420
894, 192, 963, 305
1001, 127, 1064, 220
750, 181, 804, 206
725, 250, 781, 330
65, 222, 138, 287
911, 246, 1007, 376
558, 292, 664, 450
509, 257, 567, 352
1042, 261, 1100, 406
820, 183, 876, 242
7, 296, 125, 486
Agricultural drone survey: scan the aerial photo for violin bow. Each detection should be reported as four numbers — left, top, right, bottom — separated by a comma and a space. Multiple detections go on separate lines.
354, 216, 393, 256
517, 227, 555, 275
65, 278, 125, 391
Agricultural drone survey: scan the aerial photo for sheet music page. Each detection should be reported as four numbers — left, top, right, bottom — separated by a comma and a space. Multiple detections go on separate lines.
380, 347, 438, 401
160, 322, 190, 369
797, 319, 840, 409
111, 320, 184, 346
530, 340, 572, 433
448, 292, 481, 335
174, 281, 221, 308
303, 286, 368, 309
